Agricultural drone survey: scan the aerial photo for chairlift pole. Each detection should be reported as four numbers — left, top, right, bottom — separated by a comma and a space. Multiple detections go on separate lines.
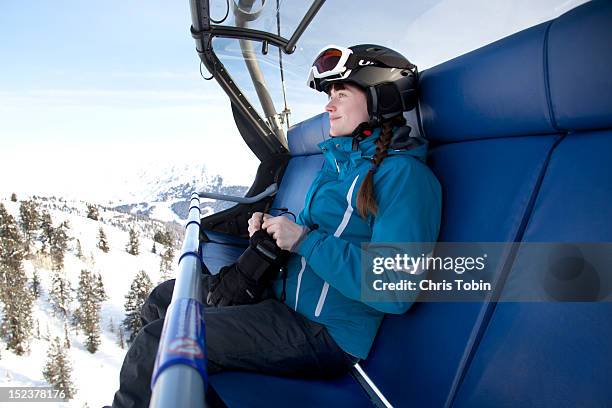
234, 0, 287, 146
150, 193, 208, 408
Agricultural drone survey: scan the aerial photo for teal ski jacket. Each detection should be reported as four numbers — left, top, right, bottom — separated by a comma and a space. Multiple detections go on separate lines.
272, 127, 442, 359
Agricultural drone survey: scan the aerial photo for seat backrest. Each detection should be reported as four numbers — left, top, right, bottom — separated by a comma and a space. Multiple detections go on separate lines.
452, 2, 612, 406
271, 113, 329, 214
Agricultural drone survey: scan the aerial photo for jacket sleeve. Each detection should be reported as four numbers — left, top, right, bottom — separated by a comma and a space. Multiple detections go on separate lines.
296, 158, 442, 314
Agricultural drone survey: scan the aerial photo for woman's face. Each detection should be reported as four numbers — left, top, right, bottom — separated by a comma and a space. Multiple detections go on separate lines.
325, 83, 369, 137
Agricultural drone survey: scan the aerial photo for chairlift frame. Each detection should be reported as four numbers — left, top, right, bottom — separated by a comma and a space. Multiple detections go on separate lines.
188, 0, 324, 238
189, 0, 326, 161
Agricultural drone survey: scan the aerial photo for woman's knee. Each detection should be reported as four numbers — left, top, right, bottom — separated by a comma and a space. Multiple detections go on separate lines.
141, 279, 176, 324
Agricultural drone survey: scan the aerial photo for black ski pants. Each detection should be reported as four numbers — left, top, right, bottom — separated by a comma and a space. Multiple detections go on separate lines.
112, 276, 358, 408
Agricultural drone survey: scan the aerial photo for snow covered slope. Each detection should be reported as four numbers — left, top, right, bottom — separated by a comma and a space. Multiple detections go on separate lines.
110, 161, 249, 223
0, 195, 182, 407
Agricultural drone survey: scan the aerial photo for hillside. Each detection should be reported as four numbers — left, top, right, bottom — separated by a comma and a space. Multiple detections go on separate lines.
0, 194, 184, 407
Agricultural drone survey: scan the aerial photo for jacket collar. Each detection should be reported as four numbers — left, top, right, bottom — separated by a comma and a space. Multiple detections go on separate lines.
318, 128, 380, 156
317, 127, 428, 164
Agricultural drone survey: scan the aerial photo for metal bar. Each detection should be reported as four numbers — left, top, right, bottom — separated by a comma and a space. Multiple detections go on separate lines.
150, 193, 208, 408
284, 0, 326, 54
191, 25, 290, 49
198, 182, 277, 204
190, 0, 209, 32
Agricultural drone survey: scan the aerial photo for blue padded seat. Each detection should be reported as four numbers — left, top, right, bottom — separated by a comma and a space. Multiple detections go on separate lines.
547, 0, 612, 131
200, 230, 248, 274
360, 135, 560, 407
419, 22, 557, 142
210, 373, 373, 408
271, 112, 330, 215
451, 1, 612, 406
453, 130, 612, 407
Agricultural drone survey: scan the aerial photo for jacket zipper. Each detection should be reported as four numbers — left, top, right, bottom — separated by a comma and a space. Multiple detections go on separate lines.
314, 174, 360, 317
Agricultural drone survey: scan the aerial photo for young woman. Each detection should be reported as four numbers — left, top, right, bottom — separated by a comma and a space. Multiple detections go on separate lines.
112, 44, 442, 408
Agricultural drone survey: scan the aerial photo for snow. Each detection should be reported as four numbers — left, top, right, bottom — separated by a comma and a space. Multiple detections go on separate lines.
0, 196, 179, 407
147, 201, 185, 224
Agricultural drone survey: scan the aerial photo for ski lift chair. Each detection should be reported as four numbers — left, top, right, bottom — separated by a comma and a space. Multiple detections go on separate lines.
200, 1, 612, 406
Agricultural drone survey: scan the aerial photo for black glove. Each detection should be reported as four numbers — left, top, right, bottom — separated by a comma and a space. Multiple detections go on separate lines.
206, 230, 289, 306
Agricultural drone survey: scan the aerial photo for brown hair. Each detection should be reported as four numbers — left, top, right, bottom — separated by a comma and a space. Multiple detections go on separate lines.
356, 114, 407, 219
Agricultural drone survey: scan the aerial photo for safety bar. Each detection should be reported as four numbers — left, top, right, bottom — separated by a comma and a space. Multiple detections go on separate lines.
150, 193, 209, 408
198, 182, 277, 204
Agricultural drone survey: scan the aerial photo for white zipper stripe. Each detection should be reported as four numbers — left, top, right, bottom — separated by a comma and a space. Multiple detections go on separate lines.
315, 282, 329, 317
315, 174, 360, 317
334, 175, 360, 238
334, 158, 340, 172
294, 257, 307, 310
314, 281, 330, 317
354, 363, 394, 408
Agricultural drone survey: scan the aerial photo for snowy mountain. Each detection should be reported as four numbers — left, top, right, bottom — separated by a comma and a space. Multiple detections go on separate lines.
0, 194, 184, 407
110, 161, 250, 223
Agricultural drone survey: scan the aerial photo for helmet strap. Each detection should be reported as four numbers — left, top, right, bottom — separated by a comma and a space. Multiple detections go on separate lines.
366, 87, 382, 127
350, 122, 374, 150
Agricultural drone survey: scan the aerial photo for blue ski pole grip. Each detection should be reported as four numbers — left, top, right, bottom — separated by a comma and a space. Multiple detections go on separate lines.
151, 298, 208, 390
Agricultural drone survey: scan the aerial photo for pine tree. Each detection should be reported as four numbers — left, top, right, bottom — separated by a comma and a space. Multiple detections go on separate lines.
75, 239, 83, 259
86, 204, 99, 221
125, 227, 140, 255
97, 227, 109, 253
74, 270, 105, 353
10, 193, 17, 202
31, 269, 41, 298
117, 327, 125, 349
50, 223, 69, 271
159, 246, 175, 281
43, 336, 77, 399
64, 323, 71, 349
0, 203, 34, 355
39, 210, 54, 254
49, 270, 72, 318
108, 316, 115, 333
153, 229, 173, 246
123, 270, 153, 344
19, 199, 39, 256
0, 203, 19, 299
94, 273, 108, 302
163, 229, 173, 247
151, 241, 157, 254
61, 219, 71, 230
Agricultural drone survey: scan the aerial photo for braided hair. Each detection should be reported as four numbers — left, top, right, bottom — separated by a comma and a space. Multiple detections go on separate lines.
356, 114, 407, 219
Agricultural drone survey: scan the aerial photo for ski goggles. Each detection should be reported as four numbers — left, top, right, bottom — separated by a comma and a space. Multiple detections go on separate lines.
307, 45, 354, 91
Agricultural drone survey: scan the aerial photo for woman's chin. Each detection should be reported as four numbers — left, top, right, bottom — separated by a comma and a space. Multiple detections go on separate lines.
329, 125, 344, 137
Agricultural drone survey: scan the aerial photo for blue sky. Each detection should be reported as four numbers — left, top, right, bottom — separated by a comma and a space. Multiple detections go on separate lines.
0, 1, 211, 145
0, 0, 587, 201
